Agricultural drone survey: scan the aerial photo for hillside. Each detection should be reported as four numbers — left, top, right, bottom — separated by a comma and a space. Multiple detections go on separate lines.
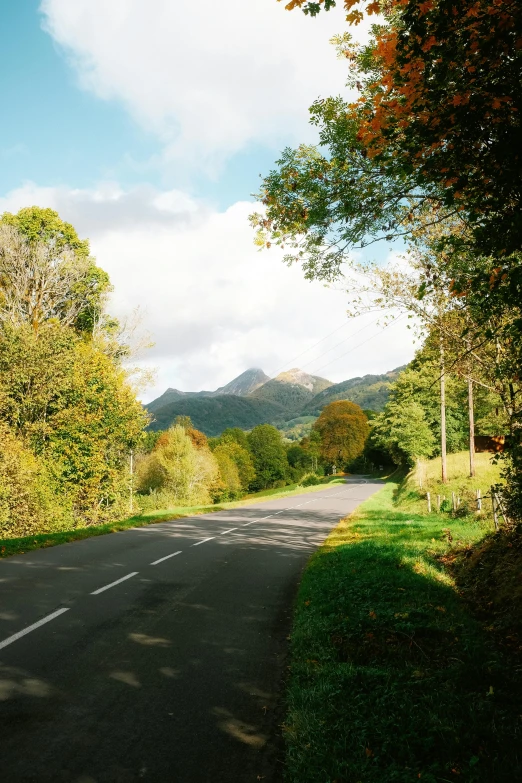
147, 394, 286, 436
249, 379, 314, 412
273, 368, 332, 396
302, 368, 405, 415
146, 368, 270, 414
215, 368, 269, 396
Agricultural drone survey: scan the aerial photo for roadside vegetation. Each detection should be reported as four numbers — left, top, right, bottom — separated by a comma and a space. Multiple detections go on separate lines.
285, 461, 522, 782
0, 474, 344, 559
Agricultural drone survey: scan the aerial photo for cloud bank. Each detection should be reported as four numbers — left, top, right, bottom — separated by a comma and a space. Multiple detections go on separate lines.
40, 0, 362, 168
0, 182, 415, 400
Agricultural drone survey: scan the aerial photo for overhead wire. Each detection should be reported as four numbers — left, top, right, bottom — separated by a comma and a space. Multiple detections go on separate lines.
307, 313, 406, 376
298, 315, 381, 371
269, 319, 356, 377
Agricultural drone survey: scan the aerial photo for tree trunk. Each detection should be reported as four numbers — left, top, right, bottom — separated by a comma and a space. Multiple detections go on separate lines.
468, 377, 476, 478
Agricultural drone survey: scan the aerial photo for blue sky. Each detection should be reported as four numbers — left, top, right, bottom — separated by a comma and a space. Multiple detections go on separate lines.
0, 1, 414, 399
0, 2, 279, 207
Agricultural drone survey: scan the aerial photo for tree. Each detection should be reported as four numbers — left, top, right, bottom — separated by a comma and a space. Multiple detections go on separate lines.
137, 425, 220, 505
313, 400, 369, 467
0, 208, 111, 334
219, 427, 250, 450
213, 443, 242, 500
372, 399, 436, 468
279, 1, 522, 257
247, 424, 289, 489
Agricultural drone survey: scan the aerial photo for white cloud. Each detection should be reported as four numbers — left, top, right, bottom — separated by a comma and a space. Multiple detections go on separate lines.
0, 182, 415, 401
39, 0, 369, 169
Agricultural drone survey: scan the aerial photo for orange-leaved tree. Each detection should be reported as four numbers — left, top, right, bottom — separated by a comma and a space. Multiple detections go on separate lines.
313, 400, 369, 466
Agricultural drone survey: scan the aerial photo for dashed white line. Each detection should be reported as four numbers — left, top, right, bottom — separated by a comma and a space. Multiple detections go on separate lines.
150, 551, 182, 566
91, 572, 139, 595
192, 537, 215, 547
221, 528, 238, 535
0, 607, 70, 651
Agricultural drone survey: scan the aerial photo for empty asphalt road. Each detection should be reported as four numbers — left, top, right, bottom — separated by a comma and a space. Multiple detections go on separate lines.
0, 476, 381, 783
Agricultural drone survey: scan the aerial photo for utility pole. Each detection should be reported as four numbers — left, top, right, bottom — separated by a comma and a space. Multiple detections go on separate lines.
129, 449, 134, 514
440, 335, 448, 484
468, 377, 476, 477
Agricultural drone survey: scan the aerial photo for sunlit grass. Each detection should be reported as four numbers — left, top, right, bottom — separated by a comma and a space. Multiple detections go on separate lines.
285, 481, 521, 782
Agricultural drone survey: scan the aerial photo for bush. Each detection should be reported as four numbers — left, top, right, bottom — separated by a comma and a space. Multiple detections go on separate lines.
0, 424, 72, 537
300, 473, 321, 487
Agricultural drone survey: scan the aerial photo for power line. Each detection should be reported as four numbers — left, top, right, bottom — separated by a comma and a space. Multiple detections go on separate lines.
269, 319, 355, 377
308, 314, 406, 376
299, 315, 381, 371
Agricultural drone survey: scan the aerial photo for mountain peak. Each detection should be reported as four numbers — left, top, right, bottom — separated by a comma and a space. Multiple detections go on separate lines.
216, 368, 270, 397
274, 368, 332, 395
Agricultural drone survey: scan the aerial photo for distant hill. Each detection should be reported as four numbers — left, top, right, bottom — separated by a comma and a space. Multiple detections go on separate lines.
215, 368, 269, 396
301, 368, 405, 415
146, 368, 270, 415
272, 368, 332, 396
145, 365, 404, 437
249, 379, 314, 412
146, 395, 286, 436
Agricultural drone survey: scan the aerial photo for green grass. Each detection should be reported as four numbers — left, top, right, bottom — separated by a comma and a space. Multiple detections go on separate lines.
285, 481, 522, 782
399, 452, 503, 518
0, 475, 344, 559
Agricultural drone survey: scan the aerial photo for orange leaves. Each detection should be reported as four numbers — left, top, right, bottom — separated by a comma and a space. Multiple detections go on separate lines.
421, 35, 438, 52
366, 1, 381, 14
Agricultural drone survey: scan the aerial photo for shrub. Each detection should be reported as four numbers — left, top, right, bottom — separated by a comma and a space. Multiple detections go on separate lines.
300, 473, 321, 487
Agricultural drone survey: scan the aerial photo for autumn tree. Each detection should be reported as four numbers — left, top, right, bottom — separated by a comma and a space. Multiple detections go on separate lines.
313, 400, 369, 467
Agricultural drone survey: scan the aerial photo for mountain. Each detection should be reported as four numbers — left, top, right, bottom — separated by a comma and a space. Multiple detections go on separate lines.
146, 395, 286, 436
146, 368, 270, 415
215, 368, 269, 396
249, 379, 313, 413
273, 368, 332, 396
145, 366, 405, 437
248, 368, 332, 413
301, 368, 405, 415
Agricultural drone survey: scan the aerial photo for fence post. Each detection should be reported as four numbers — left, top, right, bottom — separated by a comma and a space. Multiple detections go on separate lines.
437, 494, 441, 512
452, 492, 457, 512
427, 492, 431, 513
476, 488, 482, 511
491, 486, 499, 531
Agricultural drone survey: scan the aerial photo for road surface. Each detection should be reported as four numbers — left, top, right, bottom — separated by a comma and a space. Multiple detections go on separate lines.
0, 476, 380, 783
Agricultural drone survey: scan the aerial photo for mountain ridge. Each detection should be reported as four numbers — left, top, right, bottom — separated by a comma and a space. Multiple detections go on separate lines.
145, 365, 404, 436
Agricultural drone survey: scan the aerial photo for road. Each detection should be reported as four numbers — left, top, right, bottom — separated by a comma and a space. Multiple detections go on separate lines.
0, 476, 380, 783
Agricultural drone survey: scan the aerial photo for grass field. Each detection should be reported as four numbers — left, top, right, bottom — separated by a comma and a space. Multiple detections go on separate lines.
0, 475, 345, 559
285, 465, 522, 782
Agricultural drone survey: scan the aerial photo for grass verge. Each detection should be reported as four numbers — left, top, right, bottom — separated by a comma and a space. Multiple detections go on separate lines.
0, 475, 345, 559
285, 481, 522, 782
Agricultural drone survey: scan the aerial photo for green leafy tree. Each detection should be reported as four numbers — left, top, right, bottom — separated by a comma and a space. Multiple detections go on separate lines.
212, 443, 242, 500
219, 427, 249, 450
372, 399, 436, 468
247, 424, 289, 489
0, 207, 111, 334
137, 425, 219, 506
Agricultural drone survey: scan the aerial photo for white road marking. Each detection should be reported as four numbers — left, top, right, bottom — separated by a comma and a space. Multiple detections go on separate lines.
192, 537, 215, 547
91, 572, 138, 595
150, 551, 182, 566
0, 607, 69, 651
221, 528, 238, 535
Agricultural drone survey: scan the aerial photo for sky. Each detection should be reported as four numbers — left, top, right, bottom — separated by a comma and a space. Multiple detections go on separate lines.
0, 1, 416, 401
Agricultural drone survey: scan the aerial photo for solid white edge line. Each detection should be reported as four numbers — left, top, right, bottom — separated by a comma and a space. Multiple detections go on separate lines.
192, 537, 214, 547
91, 572, 139, 595
150, 551, 182, 566
0, 607, 70, 651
